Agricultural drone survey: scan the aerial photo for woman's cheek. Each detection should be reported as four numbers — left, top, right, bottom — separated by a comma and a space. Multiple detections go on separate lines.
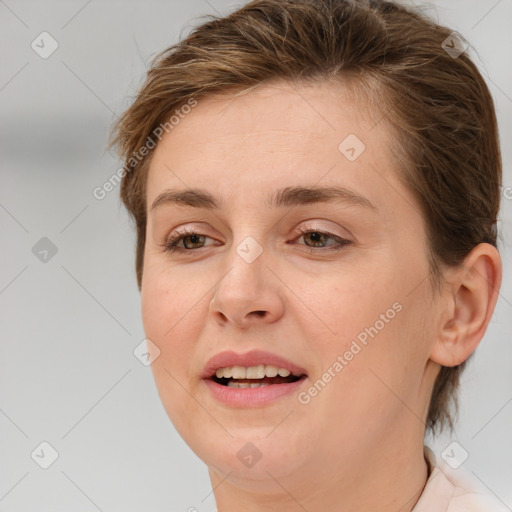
142, 270, 182, 334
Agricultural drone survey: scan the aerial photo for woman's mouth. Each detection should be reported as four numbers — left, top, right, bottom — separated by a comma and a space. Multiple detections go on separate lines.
205, 364, 307, 406
212, 364, 303, 388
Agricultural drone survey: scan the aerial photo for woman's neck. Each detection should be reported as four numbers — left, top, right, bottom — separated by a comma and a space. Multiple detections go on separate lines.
210, 438, 429, 512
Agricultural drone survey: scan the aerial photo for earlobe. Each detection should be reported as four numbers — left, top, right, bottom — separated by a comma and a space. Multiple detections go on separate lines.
429, 243, 502, 368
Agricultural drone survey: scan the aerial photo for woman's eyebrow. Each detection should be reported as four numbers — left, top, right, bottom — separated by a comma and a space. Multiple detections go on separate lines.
150, 185, 377, 212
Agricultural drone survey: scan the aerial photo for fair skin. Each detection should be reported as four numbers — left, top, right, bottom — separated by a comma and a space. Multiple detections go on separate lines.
141, 81, 501, 511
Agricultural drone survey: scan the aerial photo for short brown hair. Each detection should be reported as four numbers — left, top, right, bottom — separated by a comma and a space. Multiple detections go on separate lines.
109, 0, 502, 434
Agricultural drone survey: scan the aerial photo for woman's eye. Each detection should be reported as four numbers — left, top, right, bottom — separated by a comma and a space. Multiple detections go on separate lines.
295, 230, 351, 252
163, 228, 351, 254
164, 232, 212, 253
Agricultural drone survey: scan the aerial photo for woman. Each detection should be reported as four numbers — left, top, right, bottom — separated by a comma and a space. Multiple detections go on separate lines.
109, 0, 505, 510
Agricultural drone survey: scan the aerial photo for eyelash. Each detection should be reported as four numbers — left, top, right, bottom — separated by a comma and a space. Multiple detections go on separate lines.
162, 225, 352, 254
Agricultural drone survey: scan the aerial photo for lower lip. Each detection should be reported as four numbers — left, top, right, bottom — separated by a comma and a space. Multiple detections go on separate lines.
203, 377, 307, 407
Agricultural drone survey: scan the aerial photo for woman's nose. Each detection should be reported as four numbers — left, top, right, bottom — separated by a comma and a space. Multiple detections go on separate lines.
208, 245, 285, 329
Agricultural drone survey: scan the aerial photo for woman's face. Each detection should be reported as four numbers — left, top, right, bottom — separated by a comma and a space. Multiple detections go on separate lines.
141, 81, 441, 489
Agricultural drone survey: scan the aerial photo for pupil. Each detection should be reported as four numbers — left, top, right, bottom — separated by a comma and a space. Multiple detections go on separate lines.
307, 232, 325, 246
185, 234, 203, 248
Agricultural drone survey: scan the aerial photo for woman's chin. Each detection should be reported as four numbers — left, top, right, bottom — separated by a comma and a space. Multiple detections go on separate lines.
197, 434, 311, 484
205, 451, 306, 490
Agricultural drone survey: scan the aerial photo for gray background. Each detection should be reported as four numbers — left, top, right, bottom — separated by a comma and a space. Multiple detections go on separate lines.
1, 1, 511, 511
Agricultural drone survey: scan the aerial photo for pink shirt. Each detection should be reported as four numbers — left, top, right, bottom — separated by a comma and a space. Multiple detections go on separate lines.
412, 447, 508, 512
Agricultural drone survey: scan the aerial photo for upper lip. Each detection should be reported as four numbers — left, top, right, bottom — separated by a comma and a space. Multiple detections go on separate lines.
201, 349, 308, 379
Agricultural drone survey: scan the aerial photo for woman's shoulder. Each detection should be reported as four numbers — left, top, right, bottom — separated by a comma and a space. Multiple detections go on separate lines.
413, 447, 508, 512
426, 467, 506, 511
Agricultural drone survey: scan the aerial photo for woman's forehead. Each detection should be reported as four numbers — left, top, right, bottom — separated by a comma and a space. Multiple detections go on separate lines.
145, 82, 404, 215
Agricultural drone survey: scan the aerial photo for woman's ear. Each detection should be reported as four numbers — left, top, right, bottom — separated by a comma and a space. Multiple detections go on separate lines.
430, 243, 502, 367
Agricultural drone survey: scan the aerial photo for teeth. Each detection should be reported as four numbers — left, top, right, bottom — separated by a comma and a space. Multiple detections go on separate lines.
215, 364, 296, 379
227, 381, 272, 388
232, 365, 246, 379
264, 365, 279, 378
246, 364, 265, 379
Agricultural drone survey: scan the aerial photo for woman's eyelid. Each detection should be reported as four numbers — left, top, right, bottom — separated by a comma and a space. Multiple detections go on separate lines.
168, 218, 352, 241
294, 220, 353, 240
